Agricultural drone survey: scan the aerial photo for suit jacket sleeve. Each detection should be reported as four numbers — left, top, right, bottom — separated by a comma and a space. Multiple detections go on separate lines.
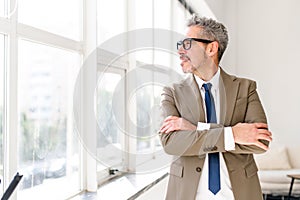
229, 80, 269, 154
159, 86, 226, 156
159, 79, 269, 156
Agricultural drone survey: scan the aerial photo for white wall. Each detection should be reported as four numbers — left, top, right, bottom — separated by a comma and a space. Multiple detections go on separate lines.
205, 0, 300, 146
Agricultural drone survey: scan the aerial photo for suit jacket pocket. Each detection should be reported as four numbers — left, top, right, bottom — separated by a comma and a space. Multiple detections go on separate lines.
244, 161, 258, 178
170, 163, 184, 178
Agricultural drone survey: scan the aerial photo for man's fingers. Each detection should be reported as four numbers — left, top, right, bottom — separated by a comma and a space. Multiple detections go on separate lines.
160, 120, 174, 130
257, 134, 272, 142
254, 141, 269, 151
232, 122, 273, 150
258, 129, 272, 137
159, 123, 167, 132
164, 125, 177, 134
161, 122, 173, 132
160, 116, 195, 133
160, 120, 178, 133
164, 116, 179, 122
257, 129, 272, 142
255, 123, 268, 129
160, 124, 171, 133
165, 127, 175, 134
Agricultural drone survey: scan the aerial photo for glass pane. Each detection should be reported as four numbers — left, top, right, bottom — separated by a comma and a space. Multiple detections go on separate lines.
0, 34, 4, 196
18, 40, 81, 199
129, 68, 177, 173
131, 75, 162, 156
97, 0, 126, 45
96, 71, 125, 171
134, 0, 153, 29
0, 0, 4, 17
18, 0, 82, 41
154, 0, 171, 29
172, 2, 187, 35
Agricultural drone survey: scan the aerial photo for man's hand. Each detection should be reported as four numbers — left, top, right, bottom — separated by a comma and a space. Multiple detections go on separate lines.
232, 123, 272, 151
160, 116, 197, 134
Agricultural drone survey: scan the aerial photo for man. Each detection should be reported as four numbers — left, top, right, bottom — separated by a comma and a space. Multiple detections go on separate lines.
159, 14, 272, 200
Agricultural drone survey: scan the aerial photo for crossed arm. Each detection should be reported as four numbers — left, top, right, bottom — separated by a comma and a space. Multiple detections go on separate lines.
159, 84, 272, 156
160, 116, 272, 151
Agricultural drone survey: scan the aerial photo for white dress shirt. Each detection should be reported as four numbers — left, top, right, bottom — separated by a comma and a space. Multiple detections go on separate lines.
194, 68, 235, 200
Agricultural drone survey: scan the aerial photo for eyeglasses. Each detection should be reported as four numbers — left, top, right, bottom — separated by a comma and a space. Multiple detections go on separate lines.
177, 38, 213, 50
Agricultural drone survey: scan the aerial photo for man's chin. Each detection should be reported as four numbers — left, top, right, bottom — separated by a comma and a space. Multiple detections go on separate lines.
181, 65, 196, 73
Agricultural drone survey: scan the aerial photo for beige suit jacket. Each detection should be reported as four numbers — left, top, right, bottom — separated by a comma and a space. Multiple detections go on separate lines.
160, 68, 268, 200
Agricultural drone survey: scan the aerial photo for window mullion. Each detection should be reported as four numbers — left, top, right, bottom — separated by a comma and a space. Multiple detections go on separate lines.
3, 0, 18, 200
0, 17, 11, 34
17, 23, 83, 53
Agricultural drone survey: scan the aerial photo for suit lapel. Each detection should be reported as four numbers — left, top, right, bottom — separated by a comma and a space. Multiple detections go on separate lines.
180, 75, 205, 123
220, 68, 240, 126
179, 69, 239, 125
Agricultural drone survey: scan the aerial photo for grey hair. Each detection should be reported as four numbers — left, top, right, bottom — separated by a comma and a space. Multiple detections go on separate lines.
187, 14, 229, 62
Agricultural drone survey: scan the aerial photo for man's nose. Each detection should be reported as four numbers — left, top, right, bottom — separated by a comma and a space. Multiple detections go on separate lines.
177, 46, 186, 55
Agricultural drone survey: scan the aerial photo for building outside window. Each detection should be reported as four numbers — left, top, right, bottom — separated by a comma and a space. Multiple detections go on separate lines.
0, 0, 193, 198
17, 40, 81, 200
96, 69, 126, 173
0, 0, 4, 17
18, 0, 81, 41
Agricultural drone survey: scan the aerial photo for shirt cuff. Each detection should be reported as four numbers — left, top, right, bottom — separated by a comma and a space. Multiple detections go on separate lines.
224, 127, 235, 151
197, 122, 210, 131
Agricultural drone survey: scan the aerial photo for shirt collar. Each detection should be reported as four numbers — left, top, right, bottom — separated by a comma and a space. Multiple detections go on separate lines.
194, 67, 220, 90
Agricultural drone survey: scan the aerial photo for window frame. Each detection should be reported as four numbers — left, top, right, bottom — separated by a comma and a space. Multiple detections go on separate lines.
0, 0, 194, 198
95, 0, 191, 180
17, 39, 82, 199
96, 65, 128, 184
0, 0, 84, 198
0, 31, 6, 197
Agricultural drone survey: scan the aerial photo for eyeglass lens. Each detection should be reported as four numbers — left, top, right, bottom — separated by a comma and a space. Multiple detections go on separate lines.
177, 38, 192, 50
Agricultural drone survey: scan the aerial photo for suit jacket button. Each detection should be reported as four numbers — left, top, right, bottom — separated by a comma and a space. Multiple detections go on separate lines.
196, 167, 201, 172
212, 146, 218, 151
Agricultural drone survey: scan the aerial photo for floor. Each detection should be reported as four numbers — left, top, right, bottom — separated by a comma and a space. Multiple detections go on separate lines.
69, 175, 300, 200
69, 169, 168, 200
72, 192, 300, 200
73, 192, 300, 200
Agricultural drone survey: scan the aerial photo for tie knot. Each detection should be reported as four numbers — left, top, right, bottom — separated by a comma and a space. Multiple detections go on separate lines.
203, 83, 212, 91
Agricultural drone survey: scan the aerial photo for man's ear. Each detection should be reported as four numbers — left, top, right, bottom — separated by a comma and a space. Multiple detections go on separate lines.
206, 41, 219, 57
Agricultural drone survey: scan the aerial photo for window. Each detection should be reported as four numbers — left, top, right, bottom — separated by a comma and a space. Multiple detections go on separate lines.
96, 68, 126, 174
0, 34, 4, 196
18, 0, 82, 40
131, 67, 174, 172
17, 40, 81, 199
154, 0, 171, 29
134, 0, 153, 29
95, 0, 190, 177
97, 0, 126, 45
0, 0, 197, 197
0, 0, 4, 17
134, 82, 162, 151
172, 1, 189, 35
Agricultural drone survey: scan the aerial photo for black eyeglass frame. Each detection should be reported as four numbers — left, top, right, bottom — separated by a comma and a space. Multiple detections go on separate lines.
177, 38, 214, 50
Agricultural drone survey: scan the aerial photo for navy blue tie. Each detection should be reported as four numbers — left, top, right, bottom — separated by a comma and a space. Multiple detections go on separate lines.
203, 83, 220, 195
